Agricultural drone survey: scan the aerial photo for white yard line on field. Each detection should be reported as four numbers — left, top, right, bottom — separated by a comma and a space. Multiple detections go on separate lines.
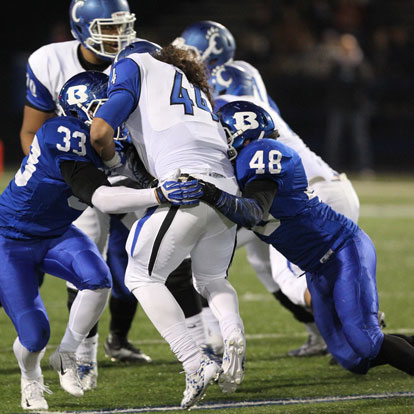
360, 204, 414, 218
28, 391, 414, 414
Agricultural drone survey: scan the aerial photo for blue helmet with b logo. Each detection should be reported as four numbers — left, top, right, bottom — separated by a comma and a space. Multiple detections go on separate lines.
217, 100, 276, 160
59, 71, 109, 126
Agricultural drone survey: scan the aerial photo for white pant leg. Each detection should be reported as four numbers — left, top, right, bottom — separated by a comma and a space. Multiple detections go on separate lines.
72, 207, 110, 255
236, 227, 257, 248
237, 231, 279, 294
269, 246, 308, 307
312, 174, 360, 223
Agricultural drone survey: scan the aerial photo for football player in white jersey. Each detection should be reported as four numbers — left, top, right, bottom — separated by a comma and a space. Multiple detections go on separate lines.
19, 0, 152, 391
175, 20, 360, 357
90, 43, 246, 409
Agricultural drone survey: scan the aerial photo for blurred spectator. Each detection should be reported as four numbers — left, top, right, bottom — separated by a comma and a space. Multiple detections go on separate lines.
324, 33, 375, 176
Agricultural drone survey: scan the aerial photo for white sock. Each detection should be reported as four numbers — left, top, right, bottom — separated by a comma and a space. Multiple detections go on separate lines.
61, 288, 109, 352
13, 337, 44, 380
305, 322, 323, 340
132, 282, 201, 373
185, 313, 207, 347
162, 322, 201, 373
76, 334, 98, 363
201, 306, 223, 352
202, 279, 244, 340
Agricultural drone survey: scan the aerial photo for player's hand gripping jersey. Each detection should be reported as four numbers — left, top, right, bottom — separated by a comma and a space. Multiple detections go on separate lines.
234, 139, 358, 272
0, 117, 107, 240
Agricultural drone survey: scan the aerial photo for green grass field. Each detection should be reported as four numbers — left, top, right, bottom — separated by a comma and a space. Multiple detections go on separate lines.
0, 170, 414, 414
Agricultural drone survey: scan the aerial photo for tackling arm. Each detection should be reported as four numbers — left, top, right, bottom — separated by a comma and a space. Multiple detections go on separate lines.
90, 117, 116, 163
60, 160, 202, 214
200, 179, 277, 228
60, 160, 159, 213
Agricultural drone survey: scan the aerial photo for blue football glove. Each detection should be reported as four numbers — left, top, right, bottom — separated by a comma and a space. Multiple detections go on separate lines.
155, 178, 203, 206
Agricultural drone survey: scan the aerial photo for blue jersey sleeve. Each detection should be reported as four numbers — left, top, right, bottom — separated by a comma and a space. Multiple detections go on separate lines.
25, 62, 55, 112
96, 58, 140, 131
235, 139, 293, 192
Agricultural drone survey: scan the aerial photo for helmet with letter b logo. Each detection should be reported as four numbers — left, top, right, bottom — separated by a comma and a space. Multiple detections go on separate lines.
58, 71, 109, 126
217, 100, 277, 160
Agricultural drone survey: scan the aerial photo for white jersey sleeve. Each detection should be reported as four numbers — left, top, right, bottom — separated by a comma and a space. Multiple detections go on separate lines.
27, 40, 111, 114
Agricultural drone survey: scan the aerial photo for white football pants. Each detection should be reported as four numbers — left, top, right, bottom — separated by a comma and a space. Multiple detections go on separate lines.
125, 175, 244, 370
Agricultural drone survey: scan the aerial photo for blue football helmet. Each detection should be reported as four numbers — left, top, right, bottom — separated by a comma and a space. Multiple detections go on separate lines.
217, 100, 276, 160
114, 39, 162, 63
173, 21, 235, 71
59, 71, 109, 126
210, 63, 254, 98
70, 0, 136, 61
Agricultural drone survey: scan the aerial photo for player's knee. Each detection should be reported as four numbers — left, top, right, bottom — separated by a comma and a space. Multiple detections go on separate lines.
73, 250, 112, 290
343, 323, 382, 360
18, 310, 50, 352
194, 275, 231, 299
124, 270, 152, 293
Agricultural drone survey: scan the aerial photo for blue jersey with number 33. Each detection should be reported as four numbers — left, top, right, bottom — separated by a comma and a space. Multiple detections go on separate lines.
235, 138, 358, 272
0, 117, 103, 240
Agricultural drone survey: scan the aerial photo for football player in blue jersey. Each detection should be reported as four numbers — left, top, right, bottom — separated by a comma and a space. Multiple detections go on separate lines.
0, 70, 199, 410
176, 100, 414, 378
18, 0, 156, 386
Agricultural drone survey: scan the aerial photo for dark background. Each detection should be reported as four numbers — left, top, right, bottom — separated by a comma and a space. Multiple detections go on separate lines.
2, 0, 414, 173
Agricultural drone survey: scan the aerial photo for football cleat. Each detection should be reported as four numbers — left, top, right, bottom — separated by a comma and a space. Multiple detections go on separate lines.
287, 334, 328, 357
378, 311, 386, 329
104, 335, 152, 363
181, 355, 221, 409
49, 347, 84, 397
78, 361, 98, 391
200, 344, 223, 366
218, 328, 246, 394
21, 375, 52, 410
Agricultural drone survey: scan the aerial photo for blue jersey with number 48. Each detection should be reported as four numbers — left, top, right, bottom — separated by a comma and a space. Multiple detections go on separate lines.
0, 117, 103, 240
235, 139, 358, 272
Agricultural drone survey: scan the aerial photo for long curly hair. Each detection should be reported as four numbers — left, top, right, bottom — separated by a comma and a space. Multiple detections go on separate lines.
154, 44, 214, 106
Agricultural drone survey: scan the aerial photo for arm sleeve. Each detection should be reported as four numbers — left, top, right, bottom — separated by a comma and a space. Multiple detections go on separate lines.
212, 179, 277, 228
25, 62, 56, 112
96, 58, 141, 131
91, 185, 159, 214
60, 160, 110, 207
95, 90, 136, 131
